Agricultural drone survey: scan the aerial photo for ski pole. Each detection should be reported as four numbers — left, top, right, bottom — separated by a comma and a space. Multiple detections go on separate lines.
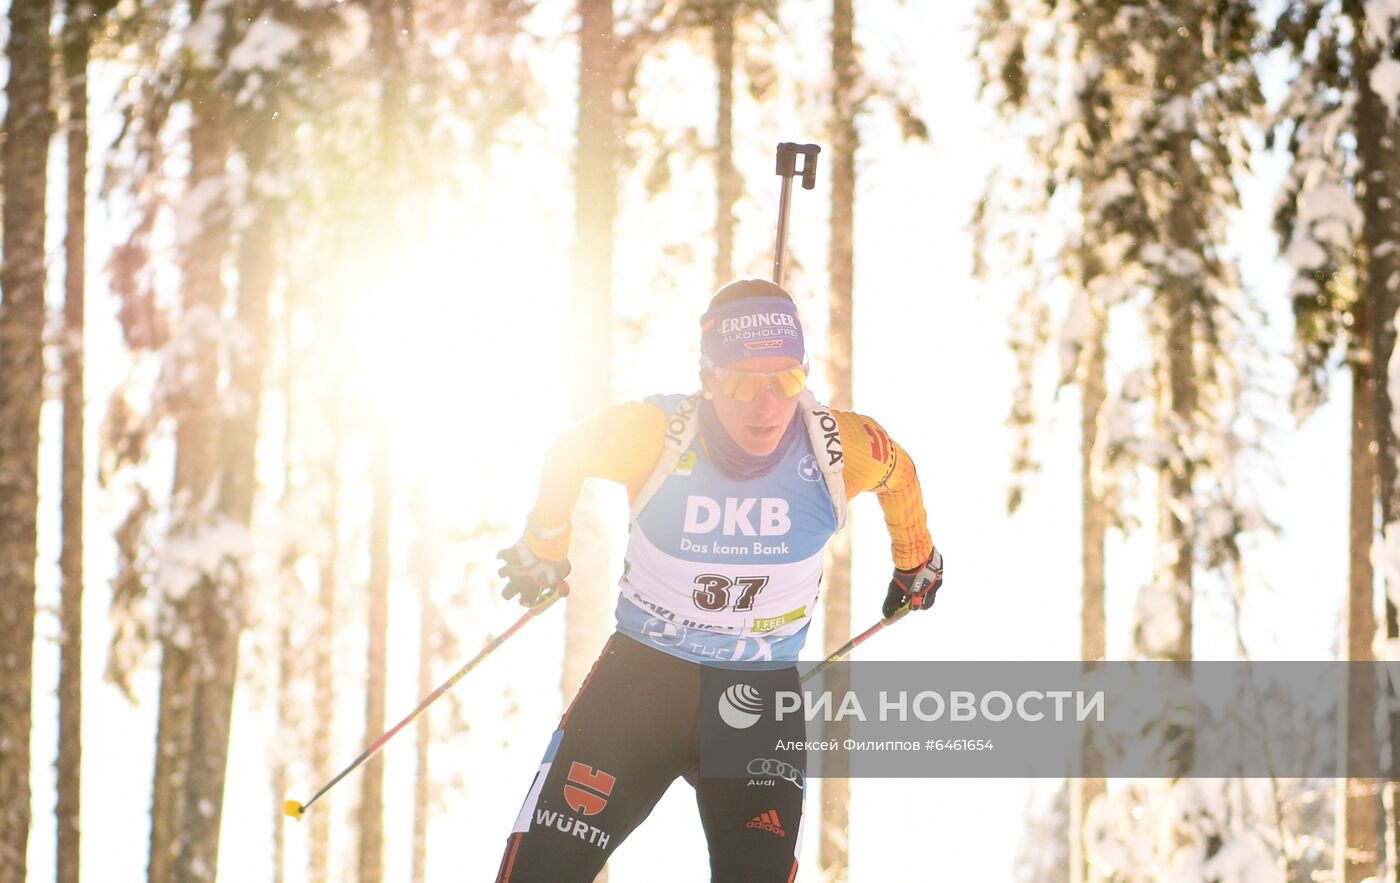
772, 142, 821, 288
800, 603, 910, 684
283, 582, 570, 821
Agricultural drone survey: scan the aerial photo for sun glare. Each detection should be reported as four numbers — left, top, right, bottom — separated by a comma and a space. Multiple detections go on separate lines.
348, 221, 574, 526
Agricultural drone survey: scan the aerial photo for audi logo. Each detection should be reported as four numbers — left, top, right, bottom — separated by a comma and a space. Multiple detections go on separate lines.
747, 758, 805, 788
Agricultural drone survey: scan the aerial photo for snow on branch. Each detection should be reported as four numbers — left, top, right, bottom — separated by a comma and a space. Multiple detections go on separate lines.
228, 17, 302, 73
153, 515, 253, 617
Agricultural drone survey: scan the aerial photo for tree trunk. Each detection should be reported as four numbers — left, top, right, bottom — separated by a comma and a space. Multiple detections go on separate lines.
175, 578, 241, 883
1072, 308, 1107, 883
713, 0, 736, 289
273, 619, 293, 883
567, 8, 618, 882
273, 204, 298, 883
1065, 23, 1113, 878
1140, 26, 1199, 671
820, 1, 857, 880
827, 0, 856, 413
149, 651, 194, 883
359, 2, 406, 879
174, 77, 277, 883
567, 0, 618, 712
58, 2, 91, 880
1155, 294, 1195, 669
0, 0, 55, 876
359, 425, 391, 883
1340, 312, 1380, 881
1349, 1, 1400, 873
1338, 5, 1392, 878
150, 9, 232, 878
310, 383, 341, 883
273, 278, 294, 883
1159, 179, 1197, 665
412, 592, 432, 883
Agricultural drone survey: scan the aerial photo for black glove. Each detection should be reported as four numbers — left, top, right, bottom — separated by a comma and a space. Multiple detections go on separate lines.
882, 547, 943, 619
497, 538, 571, 607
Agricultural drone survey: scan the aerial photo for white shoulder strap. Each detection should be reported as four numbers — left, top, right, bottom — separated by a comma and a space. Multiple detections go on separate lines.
629, 390, 848, 532
799, 390, 848, 531
630, 392, 703, 525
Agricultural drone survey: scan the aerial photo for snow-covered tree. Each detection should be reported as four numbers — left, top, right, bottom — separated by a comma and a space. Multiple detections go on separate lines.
97, 0, 543, 871
974, 4, 1116, 873
1015, 783, 1072, 883
1271, 1, 1400, 877
977, 0, 1267, 877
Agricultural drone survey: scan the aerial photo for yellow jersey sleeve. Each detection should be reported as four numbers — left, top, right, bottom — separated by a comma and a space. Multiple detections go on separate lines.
526, 401, 668, 559
832, 409, 933, 570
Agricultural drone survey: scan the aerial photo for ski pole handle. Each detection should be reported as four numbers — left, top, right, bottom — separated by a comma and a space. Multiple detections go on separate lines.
772, 142, 820, 287
776, 142, 820, 190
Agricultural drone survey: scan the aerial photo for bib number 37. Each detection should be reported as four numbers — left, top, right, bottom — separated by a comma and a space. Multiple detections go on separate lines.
692, 574, 769, 612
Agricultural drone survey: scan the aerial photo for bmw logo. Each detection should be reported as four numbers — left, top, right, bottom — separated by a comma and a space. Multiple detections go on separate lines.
797, 454, 821, 482
641, 618, 686, 647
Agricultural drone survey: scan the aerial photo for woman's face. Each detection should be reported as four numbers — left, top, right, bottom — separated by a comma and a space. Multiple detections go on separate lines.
702, 355, 804, 456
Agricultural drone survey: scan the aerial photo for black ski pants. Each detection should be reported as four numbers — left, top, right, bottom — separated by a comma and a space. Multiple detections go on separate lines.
494, 632, 807, 882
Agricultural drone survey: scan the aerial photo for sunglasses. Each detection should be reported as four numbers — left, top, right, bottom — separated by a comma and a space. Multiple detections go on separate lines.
702, 357, 809, 402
